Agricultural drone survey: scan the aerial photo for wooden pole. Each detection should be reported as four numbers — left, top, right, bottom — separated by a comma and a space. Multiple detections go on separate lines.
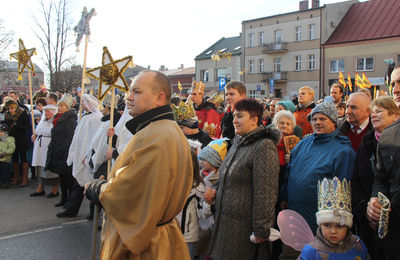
90, 88, 115, 260
28, 69, 36, 136
78, 35, 89, 122
107, 88, 116, 174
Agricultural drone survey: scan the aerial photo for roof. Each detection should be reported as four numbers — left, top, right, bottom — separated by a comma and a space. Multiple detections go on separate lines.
123, 64, 147, 78
195, 35, 242, 60
325, 0, 400, 45
242, 6, 322, 23
160, 67, 195, 76
0, 60, 43, 72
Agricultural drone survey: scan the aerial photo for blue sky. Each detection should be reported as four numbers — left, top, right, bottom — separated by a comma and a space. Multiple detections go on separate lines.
0, 0, 362, 76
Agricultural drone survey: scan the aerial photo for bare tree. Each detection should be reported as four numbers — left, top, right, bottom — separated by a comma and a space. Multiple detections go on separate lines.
0, 19, 14, 80
32, 0, 74, 91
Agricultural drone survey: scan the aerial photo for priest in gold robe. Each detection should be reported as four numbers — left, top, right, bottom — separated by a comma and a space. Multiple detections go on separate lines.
85, 70, 193, 260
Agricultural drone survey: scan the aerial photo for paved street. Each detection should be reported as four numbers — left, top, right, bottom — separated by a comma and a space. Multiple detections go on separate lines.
0, 178, 100, 260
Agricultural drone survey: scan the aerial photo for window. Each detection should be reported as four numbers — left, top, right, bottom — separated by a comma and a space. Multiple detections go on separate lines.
200, 69, 209, 82
330, 59, 345, 73
295, 26, 301, 41
309, 24, 315, 40
274, 58, 282, 72
220, 48, 227, 52
275, 30, 282, 44
248, 90, 257, 98
259, 59, 264, 73
295, 56, 302, 71
206, 50, 213, 55
217, 67, 232, 81
356, 58, 374, 71
259, 32, 264, 46
249, 33, 254, 47
249, 60, 254, 74
308, 54, 315, 70
233, 46, 241, 51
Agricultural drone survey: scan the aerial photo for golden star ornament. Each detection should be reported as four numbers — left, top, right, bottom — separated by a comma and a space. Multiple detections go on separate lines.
86, 46, 133, 101
9, 39, 36, 80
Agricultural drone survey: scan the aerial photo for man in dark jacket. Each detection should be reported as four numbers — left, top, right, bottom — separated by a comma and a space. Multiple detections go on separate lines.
338, 92, 372, 152
220, 81, 246, 139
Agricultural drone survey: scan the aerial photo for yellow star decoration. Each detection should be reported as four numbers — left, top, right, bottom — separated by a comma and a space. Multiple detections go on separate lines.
86, 46, 133, 101
9, 39, 36, 80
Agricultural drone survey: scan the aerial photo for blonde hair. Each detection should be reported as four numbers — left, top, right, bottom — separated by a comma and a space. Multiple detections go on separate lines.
299, 86, 315, 98
371, 96, 400, 115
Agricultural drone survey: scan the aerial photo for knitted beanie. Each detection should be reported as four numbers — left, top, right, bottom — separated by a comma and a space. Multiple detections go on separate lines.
307, 97, 338, 125
198, 138, 229, 168
276, 101, 296, 113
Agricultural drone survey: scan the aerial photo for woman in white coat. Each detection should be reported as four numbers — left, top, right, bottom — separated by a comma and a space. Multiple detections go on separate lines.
30, 104, 59, 197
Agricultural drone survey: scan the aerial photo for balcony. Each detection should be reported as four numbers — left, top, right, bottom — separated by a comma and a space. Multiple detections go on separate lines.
261, 71, 288, 82
263, 42, 288, 54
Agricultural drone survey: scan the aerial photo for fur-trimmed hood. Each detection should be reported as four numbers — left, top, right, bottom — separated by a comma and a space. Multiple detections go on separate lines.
235, 124, 281, 147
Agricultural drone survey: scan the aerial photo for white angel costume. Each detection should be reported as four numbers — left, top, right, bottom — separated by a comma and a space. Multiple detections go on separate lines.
67, 94, 102, 186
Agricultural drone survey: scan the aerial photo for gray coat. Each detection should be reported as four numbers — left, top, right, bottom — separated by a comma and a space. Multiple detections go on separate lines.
210, 125, 281, 260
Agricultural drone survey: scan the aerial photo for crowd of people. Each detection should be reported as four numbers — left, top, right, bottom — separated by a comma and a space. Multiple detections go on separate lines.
0, 67, 399, 260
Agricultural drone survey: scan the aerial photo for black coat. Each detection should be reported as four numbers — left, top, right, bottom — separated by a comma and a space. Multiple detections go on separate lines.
351, 130, 384, 259
46, 110, 77, 175
4, 108, 30, 152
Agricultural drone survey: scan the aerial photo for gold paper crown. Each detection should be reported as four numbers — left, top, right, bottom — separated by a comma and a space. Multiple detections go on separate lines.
318, 177, 351, 213
171, 100, 197, 122
207, 92, 224, 106
191, 80, 205, 94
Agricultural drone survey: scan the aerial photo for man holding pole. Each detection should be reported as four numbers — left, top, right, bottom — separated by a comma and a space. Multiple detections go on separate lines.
85, 70, 193, 259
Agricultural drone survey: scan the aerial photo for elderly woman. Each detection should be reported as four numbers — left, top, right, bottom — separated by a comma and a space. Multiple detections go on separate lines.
275, 100, 303, 138
352, 96, 400, 260
271, 110, 300, 258
46, 94, 77, 208
209, 98, 280, 259
30, 104, 59, 197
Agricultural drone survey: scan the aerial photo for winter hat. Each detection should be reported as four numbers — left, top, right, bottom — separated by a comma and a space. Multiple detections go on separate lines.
43, 104, 58, 112
58, 93, 75, 108
316, 177, 353, 228
172, 100, 199, 129
307, 97, 338, 125
276, 101, 296, 113
198, 138, 229, 168
3, 97, 18, 108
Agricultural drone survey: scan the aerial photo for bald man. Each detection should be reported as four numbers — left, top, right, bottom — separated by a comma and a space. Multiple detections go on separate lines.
392, 65, 400, 108
85, 71, 193, 260
338, 92, 373, 151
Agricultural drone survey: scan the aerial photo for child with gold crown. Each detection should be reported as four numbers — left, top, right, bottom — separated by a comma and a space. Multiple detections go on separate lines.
299, 177, 369, 259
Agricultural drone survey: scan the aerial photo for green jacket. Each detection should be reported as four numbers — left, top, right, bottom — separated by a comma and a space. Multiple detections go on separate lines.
0, 136, 16, 163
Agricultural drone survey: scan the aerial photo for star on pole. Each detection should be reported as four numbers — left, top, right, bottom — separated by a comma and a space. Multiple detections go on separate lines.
9, 39, 36, 80
86, 46, 133, 101
74, 7, 96, 51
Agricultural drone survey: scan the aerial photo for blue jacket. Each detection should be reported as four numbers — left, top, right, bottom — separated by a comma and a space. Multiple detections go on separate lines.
282, 130, 356, 233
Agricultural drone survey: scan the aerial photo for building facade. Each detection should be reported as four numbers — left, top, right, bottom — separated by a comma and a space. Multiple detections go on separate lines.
160, 66, 195, 96
0, 61, 44, 92
323, 0, 400, 96
195, 36, 242, 95
241, 0, 356, 99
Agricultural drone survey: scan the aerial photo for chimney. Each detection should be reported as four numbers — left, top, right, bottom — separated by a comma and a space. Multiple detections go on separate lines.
160, 65, 165, 71
147, 65, 151, 69
180, 64, 184, 69
299, 0, 309, 11
312, 0, 319, 8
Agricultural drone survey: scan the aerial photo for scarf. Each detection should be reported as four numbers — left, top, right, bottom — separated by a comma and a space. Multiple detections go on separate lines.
52, 112, 63, 127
